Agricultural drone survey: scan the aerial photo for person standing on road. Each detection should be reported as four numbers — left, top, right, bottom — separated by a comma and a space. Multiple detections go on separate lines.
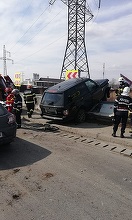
5, 87, 14, 113
23, 85, 37, 118
12, 89, 22, 129
112, 87, 132, 138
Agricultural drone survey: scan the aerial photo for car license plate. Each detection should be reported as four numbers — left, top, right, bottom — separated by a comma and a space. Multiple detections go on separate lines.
0, 132, 3, 138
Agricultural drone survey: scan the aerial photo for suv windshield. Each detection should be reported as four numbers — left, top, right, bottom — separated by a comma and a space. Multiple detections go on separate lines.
85, 79, 98, 93
42, 93, 63, 106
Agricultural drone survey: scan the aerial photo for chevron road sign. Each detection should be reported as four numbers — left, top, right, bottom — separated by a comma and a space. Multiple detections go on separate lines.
65, 70, 78, 80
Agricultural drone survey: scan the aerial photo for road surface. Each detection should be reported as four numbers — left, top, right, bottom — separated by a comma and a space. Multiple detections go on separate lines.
0, 114, 132, 220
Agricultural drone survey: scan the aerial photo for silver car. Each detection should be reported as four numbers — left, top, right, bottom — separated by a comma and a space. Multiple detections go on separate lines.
0, 103, 17, 145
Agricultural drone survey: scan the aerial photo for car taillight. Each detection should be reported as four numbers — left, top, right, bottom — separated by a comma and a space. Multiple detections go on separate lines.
63, 109, 69, 116
8, 114, 16, 124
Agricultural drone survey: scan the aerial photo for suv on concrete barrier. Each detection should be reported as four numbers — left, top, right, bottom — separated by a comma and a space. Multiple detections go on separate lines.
40, 77, 110, 123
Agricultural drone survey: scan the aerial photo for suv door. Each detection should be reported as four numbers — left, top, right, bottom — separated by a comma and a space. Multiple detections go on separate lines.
75, 82, 93, 111
85, 79, 103, 105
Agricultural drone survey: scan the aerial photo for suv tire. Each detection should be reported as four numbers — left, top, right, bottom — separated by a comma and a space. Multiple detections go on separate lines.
75, 109, 86, 123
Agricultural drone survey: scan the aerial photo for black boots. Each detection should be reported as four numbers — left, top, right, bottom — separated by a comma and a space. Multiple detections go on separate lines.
112, 133, 125, 138
120, 133, 125, 138
112, 133, 116, 137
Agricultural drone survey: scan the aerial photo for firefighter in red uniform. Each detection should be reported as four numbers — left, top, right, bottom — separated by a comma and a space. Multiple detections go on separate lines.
5, 87, 14, 113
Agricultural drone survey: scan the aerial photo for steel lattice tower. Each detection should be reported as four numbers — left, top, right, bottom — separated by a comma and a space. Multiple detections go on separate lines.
0, 45, 13, 76
49, 0, 93, 79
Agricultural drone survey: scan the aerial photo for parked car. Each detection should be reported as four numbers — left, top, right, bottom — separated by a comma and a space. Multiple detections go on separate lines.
40, 77, 110, 123
0, 102, 17, 145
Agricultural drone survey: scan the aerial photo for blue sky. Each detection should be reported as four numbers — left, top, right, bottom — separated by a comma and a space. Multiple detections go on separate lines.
0, 0, 132, 83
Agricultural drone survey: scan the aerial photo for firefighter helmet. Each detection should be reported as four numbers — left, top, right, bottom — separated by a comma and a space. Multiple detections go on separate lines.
118, 77, 124, 82
12, 89, 19, 95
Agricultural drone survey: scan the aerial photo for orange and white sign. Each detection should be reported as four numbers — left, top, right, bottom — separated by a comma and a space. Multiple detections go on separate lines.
65, 70, 78, 80
14, 72, 21, 87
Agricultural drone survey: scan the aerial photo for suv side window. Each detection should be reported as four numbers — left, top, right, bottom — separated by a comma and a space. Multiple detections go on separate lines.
76, 82, 90, 96
85, 79, 98, 93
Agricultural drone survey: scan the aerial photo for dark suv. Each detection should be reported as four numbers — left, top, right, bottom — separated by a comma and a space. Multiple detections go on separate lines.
40, 78, 110, 123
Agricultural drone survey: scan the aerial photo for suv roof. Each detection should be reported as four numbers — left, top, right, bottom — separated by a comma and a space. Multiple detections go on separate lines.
46, 78, 90, 93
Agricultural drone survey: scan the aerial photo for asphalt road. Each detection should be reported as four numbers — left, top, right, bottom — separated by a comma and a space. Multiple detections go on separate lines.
0, 113, 132, 220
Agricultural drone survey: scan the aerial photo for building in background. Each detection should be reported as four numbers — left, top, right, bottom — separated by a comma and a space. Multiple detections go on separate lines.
19, 74, 63, 94
34, 77, 63, 91
33, 73, 39, 81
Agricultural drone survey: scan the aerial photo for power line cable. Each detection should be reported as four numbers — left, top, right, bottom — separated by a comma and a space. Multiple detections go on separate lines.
14, 33, 66, 64
5, 0, 34, 45
12, 7, 65, 55
9, 4, 50, 51
10, 1, 101, 66
86, 0, 101, 26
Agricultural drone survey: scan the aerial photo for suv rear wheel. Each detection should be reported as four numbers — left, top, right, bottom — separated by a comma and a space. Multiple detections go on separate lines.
75, 109, 86, 123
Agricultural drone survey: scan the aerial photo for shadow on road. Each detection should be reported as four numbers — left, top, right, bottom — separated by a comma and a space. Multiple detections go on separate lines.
0, 137, 51, 170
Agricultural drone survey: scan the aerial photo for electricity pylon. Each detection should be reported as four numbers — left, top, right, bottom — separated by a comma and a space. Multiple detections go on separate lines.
49, 0, 93, 79
0, 45, 13, 76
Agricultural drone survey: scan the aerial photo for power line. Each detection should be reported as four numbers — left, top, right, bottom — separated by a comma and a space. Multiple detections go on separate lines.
14, 34, 66, 64
9, 5, 50, 51
5, 0, 34, 46
86, 0, 101, 26
12, 7, 65, 55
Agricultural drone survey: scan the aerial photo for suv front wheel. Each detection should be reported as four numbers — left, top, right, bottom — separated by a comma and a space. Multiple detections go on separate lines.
75, 109, 86, 123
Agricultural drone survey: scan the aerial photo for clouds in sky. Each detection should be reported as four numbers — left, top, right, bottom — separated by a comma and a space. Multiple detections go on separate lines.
0, 0, 132, 82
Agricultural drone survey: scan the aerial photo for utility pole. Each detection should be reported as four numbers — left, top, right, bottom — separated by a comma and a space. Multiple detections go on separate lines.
0, 45, 13, 76
49, 0, 93, 79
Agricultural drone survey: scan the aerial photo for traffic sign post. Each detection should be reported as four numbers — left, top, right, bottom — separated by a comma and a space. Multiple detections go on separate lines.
65, 70, 78, 80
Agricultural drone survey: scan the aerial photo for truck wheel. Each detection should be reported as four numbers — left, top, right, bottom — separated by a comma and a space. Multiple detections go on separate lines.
75, 109, 86, 123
